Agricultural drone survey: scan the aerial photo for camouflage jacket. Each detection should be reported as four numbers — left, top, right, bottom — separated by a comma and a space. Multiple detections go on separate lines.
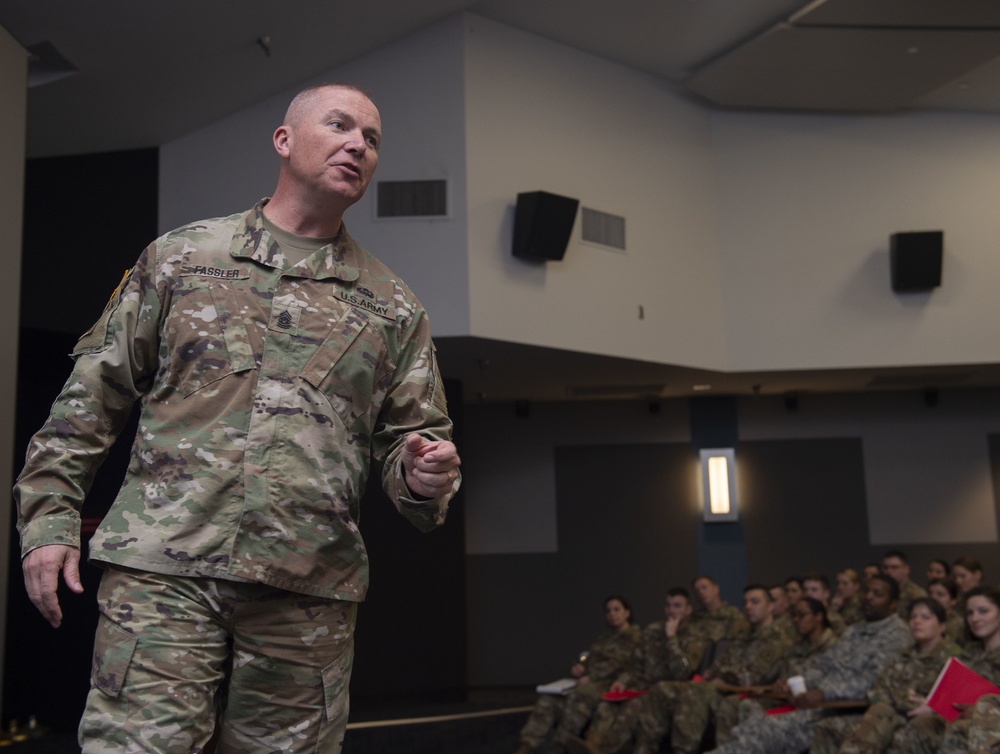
689, 602, 750, 644
777, 627, 837, 679
15, 201, 458, 601
962, 643, 1000, 684
868, 639, 960, 712
835, 593, 864, 626
705, 620, 790, 686
583, 624, 643, 686
615, 620, 708, 688
804, 614, 910, 701
896, 579, 927, 618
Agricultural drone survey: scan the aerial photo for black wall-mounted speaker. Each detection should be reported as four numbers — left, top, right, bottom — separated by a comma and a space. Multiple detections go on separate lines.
512, 191, 579, 261
890, 231, 942, 292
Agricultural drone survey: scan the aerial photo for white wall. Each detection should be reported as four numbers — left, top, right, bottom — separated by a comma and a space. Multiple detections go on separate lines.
0, 21, 27, 716
712, 110, 1000, 372
463, 15, 729, 370
160, 15, 470, 334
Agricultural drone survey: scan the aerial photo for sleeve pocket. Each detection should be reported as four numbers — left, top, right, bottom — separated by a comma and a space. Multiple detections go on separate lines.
92, 615, 139, 698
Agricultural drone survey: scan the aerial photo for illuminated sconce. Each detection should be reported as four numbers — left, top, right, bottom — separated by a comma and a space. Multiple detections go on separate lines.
699, 448, 738, 522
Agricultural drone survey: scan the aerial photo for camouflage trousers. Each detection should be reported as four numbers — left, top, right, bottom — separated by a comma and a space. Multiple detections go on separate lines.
809, 710, 864, 753
667, 683, 743, 754
519, 682, 606, 749
708, 706, 819, 754
79, 566, 357, 754
883, 712, 943, 754
940, 694, 1000, 754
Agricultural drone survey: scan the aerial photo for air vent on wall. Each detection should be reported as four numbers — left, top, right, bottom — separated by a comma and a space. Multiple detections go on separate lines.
581, 207, 626, 250
376, 180, 447, 218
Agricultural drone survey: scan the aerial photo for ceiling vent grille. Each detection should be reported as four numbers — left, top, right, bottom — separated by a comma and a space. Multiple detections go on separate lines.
581, 207, 626, 250
376, 179, 447, 218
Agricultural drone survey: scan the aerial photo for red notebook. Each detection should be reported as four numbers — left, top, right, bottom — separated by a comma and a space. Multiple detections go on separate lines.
926, 657, 1000, 722
601, 689, 648, 702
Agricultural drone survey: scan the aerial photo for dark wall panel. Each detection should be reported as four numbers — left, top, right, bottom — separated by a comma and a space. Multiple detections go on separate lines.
467, 442, 697, 686
740, 438, 871, 585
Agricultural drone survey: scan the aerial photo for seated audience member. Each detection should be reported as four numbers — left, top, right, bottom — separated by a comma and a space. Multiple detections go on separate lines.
582, 588, 707, 752
880, 550, 926, 618
952, 555, 985, 596
926, 558, 950, 585
689, 575, 749, 643
704, 574, 909, 754
927, 577, 965, 644
770, 584, 796, 643
784, 577, 804, 607
571, 586, 789, 754
862, 563, 881, 588
711, 596, 839, 747
921, 585, 1000, 754
810, 596, 960, 753
802, 572, 848, 636
831, 568, 864, 626
515, 595, 640, 754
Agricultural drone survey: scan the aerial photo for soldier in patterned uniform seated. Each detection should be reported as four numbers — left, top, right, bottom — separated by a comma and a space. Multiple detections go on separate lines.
515, 596, 641, 754
704, 574, 909, 754
810, 596, 960, 753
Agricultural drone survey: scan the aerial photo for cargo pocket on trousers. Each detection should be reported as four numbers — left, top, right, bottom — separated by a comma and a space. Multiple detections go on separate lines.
92, 615, 139, 697
321, 639, 355, 726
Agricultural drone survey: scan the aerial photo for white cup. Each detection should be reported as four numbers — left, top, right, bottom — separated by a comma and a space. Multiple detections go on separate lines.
787, 675, 807, 696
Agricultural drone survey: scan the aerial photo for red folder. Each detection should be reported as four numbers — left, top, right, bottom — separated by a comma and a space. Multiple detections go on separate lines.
601, 689, 648, 702
926, 657, 1000, 722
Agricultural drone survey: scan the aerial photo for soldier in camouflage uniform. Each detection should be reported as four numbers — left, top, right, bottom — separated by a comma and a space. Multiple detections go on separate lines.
516, 596, 641, 754
705, 574, 909, 754
810, 597, 960, 753
15, 84, 461, 754
930, 586, 1000, 754
928, 577, 966, 645
770, 584, 798, 644
881, 550, 927, 619
689, 574, 750, 644
803, 572, 848, 637
568, 588, 707, 754
832, 568, 865, 627
660, 585, 792, 754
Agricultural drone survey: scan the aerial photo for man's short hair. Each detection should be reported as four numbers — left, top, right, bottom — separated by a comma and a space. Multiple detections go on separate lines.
744, 584, 772, 601
666, 587, 690, 602
693, 575, 716, 586
882, 550, 908, 564
869, 572, 901, 602
283, 82, 377, 127
802, 571, 830, 590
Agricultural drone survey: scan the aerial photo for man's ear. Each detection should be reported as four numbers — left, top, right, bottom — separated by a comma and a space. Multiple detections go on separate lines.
273, 125, 291, 158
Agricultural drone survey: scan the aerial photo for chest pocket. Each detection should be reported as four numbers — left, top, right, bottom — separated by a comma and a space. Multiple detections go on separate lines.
300, 306, 394, 430
167, 277, 255, 396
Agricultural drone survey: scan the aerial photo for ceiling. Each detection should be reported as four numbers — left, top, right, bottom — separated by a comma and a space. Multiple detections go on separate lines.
3, 0, 1000, 403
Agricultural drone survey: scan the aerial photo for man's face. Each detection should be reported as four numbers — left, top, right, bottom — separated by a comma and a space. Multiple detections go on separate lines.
803, 580, 830, 606
665, 595, 692, 622
275, 86, 381, 207
743, 589, 771, 626
693, 578, 719, 608
769, 586, 789, 617
862, 578, 897, 622
881, 556, 909, 585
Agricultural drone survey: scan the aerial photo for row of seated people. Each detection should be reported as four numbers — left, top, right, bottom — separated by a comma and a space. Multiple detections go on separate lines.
513, 558, 998, 754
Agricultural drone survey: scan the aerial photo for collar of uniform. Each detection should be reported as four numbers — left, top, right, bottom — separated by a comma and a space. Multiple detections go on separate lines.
230, 199, 361, 282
